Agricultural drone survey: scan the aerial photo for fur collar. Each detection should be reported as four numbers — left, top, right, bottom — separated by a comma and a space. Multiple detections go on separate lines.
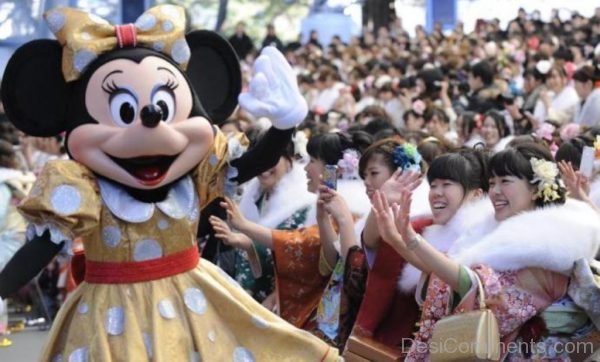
398, 197, 494, 292
589, 177, 600, 208
238, 163, 317, 229
448, 199, 600, 275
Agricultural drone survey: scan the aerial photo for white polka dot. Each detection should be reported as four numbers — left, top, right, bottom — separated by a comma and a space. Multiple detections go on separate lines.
105, 307, 125, 336
77, 303, 89, 314
73, 50, 97, 73
184, 288, 207, 315
46, 11, 65, 33
152, 42, 165, 52
52, 353, 63, 362
135, 13, 157, 31
68, 347, 88, 362
162, 20, 174, 32
233, 347, 255, 362
50, 185, 81, 215
171, 39, 191, 64
160, 4, 181, 19
80, 32, 92, 40
251, 315, 269, 329
88, 13, 108, 25
133, 239, 162, 261
188, 207, 199, 222
158, 299, 176, 319
158, 219, 169, 230
143, 332, 153, 359
208, 329, 216, 342
102, 226, 121, 248
189, 351, 201, 362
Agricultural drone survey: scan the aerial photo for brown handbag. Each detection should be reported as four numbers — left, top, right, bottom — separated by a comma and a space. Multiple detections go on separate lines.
429, 273, 501, 362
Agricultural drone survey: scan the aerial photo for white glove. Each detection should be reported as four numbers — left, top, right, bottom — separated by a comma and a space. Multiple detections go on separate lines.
238, 46, 308, 130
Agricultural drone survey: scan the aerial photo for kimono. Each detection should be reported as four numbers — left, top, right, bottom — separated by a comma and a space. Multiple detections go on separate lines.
408, 199, 600, 361
235, 163, 316, 302
351, 197, 492, 355
271, 179, 371, 349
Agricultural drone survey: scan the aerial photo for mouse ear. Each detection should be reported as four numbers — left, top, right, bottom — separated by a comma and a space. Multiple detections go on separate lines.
1, 39, 70, 137
185, 30, 241, 124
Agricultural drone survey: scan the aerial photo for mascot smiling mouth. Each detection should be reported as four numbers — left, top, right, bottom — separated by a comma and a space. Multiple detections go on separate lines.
109, 154, 178, 186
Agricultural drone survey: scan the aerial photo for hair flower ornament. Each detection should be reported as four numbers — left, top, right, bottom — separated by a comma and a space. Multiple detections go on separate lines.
393, 143, 422, 172
594, 135, 600, 159
337, 149, 360, 180
535, 60, 552, 75
530, 158, 560, 203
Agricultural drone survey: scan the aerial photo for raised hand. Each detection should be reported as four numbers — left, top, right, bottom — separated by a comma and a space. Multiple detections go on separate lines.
209, 215, 252, 250
380, 169, 422, 204
371, 190, 405, 249
219, 197, 248, 231
238, 46, 308, 130
318, 185, 353, 223
394, 188, 417, 242
558, 161, 590, 202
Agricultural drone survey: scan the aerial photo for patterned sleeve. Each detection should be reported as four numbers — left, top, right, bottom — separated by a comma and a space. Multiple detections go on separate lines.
17, 160, 101, 252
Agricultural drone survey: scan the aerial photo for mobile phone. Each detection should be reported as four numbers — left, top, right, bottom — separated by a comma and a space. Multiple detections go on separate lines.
322, 165, 338, 190
580, 146, 595, 178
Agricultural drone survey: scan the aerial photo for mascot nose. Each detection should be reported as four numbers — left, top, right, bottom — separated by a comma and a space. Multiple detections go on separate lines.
140, 105, 163, 128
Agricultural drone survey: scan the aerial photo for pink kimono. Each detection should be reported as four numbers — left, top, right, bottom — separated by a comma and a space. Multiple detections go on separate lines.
407, 200, 600, 361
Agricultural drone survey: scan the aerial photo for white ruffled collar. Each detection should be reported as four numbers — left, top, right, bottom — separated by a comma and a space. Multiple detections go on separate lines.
97, 176, 198, 223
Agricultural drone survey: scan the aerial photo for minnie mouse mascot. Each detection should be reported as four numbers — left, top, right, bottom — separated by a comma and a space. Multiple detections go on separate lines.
0, 5, 338, 361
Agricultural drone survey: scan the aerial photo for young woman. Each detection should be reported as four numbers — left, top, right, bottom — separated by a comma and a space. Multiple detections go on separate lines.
232, 135, 316, 303
481, 109, 513, 154
573, 65, 600, 127
534, 63, 580, 125
373, 142, 600, 360
352, 148, 492, 356
210, 131, 372, 349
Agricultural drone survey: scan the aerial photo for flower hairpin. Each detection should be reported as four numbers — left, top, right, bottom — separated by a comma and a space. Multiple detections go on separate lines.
393, 144, 422, 173
535, 60, 552, 75
594, 135, 600, 159
337, 149, 360, 180
530, 158, 560, 203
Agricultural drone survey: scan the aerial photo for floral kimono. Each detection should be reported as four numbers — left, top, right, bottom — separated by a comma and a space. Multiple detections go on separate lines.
407, 200, 600, 361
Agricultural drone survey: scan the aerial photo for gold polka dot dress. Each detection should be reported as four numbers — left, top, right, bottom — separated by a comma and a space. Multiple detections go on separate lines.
19, 159, 338, 362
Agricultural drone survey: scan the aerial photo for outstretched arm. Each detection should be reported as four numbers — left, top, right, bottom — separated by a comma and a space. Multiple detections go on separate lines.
0, 231, 63, 299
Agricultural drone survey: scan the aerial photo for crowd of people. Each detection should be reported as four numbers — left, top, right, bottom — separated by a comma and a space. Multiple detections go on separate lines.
0, 4, 600, 361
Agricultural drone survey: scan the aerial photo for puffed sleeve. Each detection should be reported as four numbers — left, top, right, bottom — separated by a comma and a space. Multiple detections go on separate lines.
17, 160, 101, 252
194, 127, 249, 210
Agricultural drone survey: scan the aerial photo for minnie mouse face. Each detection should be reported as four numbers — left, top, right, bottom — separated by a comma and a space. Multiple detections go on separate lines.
68, 55, 213, 189
2, 27, 241, 192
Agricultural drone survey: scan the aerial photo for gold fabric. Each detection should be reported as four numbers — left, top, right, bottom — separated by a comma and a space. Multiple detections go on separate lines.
19, 159, 338, 361
44, 5, 189, 81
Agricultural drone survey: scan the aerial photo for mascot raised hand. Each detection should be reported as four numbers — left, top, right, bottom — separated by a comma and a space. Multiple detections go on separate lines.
0, 5, 338, 361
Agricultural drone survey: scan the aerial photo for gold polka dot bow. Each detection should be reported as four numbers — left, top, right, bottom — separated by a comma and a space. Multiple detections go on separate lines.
44, 5, 190, 82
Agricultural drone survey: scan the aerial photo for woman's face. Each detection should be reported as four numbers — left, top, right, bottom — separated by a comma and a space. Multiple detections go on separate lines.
258, 157, 290, 193
428, 179, 466, 225
574, 80, 592, 99
545, 69, 565, 93
489, 175, 536, 221
406, 113, 424, 131
305, 157, 326, 193
481, 117, 500, 148
363, 154, 394, 200
426, 114, 448, 136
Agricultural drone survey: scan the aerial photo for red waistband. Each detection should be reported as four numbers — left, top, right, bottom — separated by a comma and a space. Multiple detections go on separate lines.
85, 245, 199, 284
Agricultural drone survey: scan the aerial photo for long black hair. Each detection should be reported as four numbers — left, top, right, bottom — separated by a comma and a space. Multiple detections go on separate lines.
307, 131, 372, 165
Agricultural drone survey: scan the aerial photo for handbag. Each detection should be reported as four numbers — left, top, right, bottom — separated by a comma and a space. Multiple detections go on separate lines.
430, 272, 501, 362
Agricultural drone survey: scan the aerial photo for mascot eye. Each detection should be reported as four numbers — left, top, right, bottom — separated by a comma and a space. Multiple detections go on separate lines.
110, 92, 138, 127
152, 89, 175, 123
